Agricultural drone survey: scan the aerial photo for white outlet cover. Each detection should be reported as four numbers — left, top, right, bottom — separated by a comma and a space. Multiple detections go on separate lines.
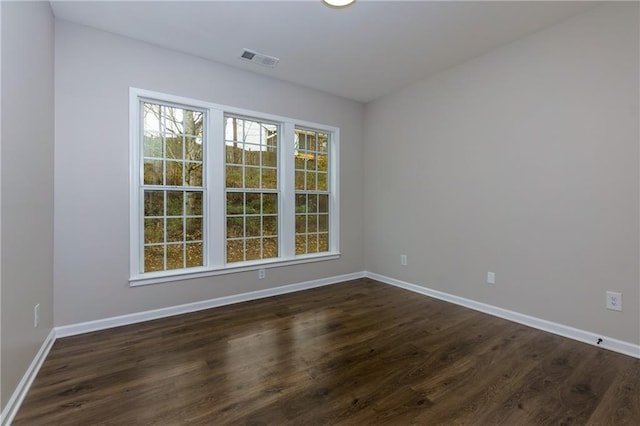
606, 291, 622, 311
487, 272, 496, 285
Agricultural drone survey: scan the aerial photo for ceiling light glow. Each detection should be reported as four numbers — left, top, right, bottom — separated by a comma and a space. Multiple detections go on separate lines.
323, 0, 355, 8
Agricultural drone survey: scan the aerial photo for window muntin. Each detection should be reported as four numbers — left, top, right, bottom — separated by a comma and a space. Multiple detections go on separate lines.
225, 116, 279, 263
140, 102, 205, 273
295, 128, 330, 255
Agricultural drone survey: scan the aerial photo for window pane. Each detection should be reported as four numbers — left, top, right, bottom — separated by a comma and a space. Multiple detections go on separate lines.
308, 215, 318, 233
226, 239, 244, 263
263, 150, 277, 168
246, 193, 261, 214
166, 218, 184, 242
298, 132, 307, 151
144, 219, 163, 244
162, 106, 184, 135
186, 218, 202, 241
227, 192, 244, 214
319, 234, 328, 251
263, 194, 277, 214
318, 214, 328, 233
166, 161, 183, 186
318, 195, 329, 213
263, 216, 277, 236
246, 238, 261, 261
318, 133, 328, 153
245, 167, 260, 188
317, 154, 328, 172
185, 163, 202, 187
296, 215, 306, 234
306, 172, 316, 191
295, 171, 305, 190
144, 159, 163, 185
144, 245, 164, 272
184, 110, 202, 136
317, 173, 328, 191
245, 146, 260, 166
262, 169, 277, 189
266, 128, 278, 148
308, 235, 318, 253
246, 217, 261, 237
185, 192, 202, 216
166, 191, 183, 216
295, 234, 307, 255
144, 191, 164, 216
186, 137, 202, 161
306, 155, 316, 171
144, 103, 161, 133
166, 244, 184, 270
226, 165, 243, 188
307, 133, 316, 152
263, 237, 278, 259
166, 136, 183, 160
144, 135, 163, 158
295, 194, 307, 213
307, 195, 318, 213
226, 145, 242, 164
186, 243, 203, 268
225, 117, 241, 142
227, 217, 244, 238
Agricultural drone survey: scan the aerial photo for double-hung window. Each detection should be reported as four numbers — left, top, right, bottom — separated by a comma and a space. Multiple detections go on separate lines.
130, 89, 339, 285
139, 102, 206, 273
294, 128, 330, 255
224, 116, 280, 263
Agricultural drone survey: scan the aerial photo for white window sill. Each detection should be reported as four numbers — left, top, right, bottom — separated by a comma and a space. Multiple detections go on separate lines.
129, 252, 341, 287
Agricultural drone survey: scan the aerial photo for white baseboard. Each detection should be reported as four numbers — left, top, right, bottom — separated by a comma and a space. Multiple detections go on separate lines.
365, 272, 640, 359
56, 271, 365, 338
1, 329, 56, 426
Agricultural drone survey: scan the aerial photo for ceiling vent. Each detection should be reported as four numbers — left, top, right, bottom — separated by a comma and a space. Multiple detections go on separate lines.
240, 49, 279, 68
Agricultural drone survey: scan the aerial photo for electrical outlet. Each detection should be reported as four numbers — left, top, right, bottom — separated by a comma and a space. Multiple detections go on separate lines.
400, 254, 407, 266
606, 291, 622, 311
487, 272, 496, 285
258, 268, 266, 279
34, 304, 40, 328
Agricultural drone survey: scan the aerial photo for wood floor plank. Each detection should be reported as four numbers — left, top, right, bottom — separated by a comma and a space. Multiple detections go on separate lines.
13, 278, 640, 425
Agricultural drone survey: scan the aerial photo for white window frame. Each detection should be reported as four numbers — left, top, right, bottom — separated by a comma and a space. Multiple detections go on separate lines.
129, 88, 340, 286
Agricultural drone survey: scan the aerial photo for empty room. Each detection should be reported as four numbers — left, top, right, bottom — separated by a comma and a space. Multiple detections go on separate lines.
1, 0, 639, 424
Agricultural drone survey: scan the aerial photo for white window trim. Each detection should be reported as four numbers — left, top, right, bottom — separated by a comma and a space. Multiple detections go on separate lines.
129, 88, 340, 286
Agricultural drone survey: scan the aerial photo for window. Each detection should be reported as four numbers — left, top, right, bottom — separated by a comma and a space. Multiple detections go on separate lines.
295, 128, 330, 255
225, 116, 279, 263
130, 89, 339, 285
140, 102, 205, 273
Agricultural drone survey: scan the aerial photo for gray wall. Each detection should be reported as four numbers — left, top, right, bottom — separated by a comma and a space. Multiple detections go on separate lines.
1, 1, 55, 410
54, 21, 365, 326
364, 3, 640, 344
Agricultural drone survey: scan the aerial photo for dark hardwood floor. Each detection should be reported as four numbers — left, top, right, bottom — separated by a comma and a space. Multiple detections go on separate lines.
14, 278, 640, 425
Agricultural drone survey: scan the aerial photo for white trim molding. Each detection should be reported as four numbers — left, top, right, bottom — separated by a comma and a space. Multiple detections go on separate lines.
57, 271, 365, 338
1, 329, 56, 426
365, 272, 640, 359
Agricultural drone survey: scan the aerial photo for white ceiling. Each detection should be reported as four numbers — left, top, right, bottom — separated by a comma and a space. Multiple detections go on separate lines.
50, 1, 598, 103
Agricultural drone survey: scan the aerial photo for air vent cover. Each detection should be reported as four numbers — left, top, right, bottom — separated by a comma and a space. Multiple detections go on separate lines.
240, 49, 279, 68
